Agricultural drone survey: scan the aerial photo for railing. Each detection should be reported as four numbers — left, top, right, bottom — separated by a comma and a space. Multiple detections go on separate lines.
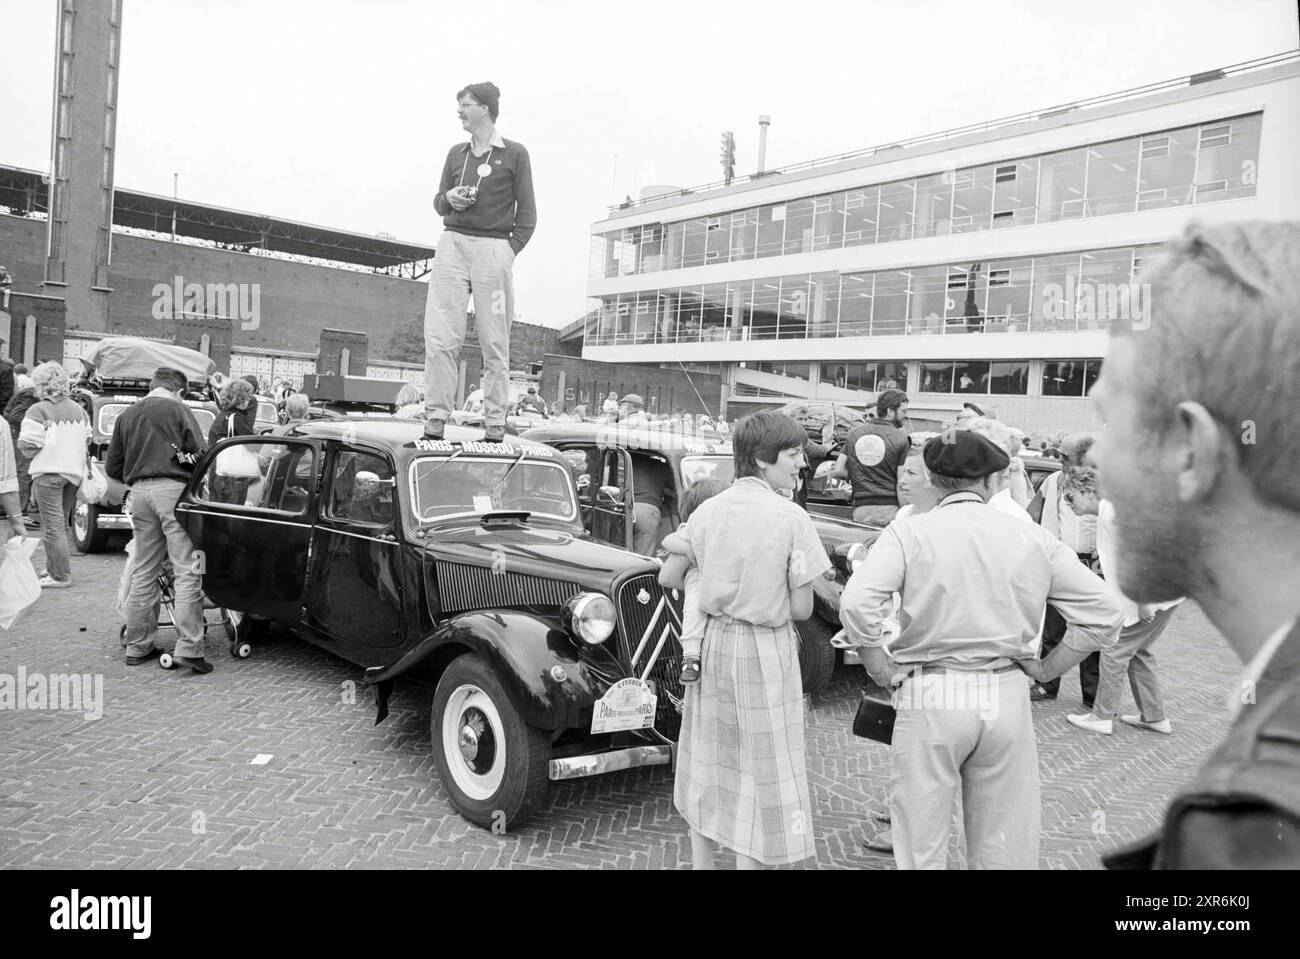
584, 312, 1118, 347
606, 49, 1298, 215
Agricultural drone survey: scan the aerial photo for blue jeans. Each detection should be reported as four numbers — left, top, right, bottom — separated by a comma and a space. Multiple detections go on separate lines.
32, 474, 77, 582
123, 478, 206, 660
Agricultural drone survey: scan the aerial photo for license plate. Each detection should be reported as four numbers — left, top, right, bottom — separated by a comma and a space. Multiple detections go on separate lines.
591, 678, 657, 734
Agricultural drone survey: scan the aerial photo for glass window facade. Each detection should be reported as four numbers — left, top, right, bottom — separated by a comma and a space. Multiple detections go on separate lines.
592, 244, 1155, 345
1042, 359, 1103, 397
819, 361, 908, 393
916, 360, 1029, 395
592, 113, 1262, 280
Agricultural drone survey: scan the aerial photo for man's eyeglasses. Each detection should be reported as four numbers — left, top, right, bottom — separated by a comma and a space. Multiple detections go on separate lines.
457, 100, 483, 110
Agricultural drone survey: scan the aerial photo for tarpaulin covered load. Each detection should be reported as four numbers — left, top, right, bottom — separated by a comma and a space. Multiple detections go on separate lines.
80, 337, 216, 385
778, 400, 866, 448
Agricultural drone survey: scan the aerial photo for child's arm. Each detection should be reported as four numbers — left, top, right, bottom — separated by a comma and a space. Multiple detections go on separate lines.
658, 526, 696, 591
659, 552, 689, 591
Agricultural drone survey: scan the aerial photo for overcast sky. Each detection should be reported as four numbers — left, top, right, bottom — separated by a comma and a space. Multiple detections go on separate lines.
2, 0, 1296, 328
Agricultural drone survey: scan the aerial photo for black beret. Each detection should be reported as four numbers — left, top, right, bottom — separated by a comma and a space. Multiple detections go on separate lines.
923, 430, 1011, 479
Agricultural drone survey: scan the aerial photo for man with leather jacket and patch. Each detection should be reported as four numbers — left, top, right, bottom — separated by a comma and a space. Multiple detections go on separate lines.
1091, 220, 1300, 869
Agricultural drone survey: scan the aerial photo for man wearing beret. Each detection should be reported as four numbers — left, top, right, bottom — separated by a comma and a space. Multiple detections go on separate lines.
423, 81, 537, 443
840, 431, 1122, 868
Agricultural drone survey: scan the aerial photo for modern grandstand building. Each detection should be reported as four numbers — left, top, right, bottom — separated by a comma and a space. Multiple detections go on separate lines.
583, 51, 1300, 434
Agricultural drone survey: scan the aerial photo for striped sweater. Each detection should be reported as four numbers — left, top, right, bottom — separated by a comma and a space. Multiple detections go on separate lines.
20, 397, 90, 485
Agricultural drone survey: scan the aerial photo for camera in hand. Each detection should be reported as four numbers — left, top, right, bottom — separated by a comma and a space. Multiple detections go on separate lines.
463, 186, 479, 202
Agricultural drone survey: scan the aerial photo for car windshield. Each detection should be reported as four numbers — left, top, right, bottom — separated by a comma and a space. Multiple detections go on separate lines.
680, 455, 734, 489
97, 403, 130, 436
409, 455, 578, 523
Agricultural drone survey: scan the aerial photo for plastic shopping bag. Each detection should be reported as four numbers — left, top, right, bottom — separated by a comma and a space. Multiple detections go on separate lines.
116, 536, 136, 621
0, 536, 42, 630
79, 459, 110, 505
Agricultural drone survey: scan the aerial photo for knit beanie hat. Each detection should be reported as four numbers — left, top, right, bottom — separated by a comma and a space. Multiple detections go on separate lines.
459, 82, 500, 121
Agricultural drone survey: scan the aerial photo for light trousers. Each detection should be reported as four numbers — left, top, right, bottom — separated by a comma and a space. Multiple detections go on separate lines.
1091, 605, 1177, 722
32, 474, 77, 582
423, 231, 515, 429
891, 669, 1040, 869
123, 479, 206, 660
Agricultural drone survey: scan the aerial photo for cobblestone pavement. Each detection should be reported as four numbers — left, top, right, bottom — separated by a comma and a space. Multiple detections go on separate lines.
0, 544, 1238, 869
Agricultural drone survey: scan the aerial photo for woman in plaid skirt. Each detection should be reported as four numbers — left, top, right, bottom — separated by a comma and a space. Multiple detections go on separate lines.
660, 411, 831, 868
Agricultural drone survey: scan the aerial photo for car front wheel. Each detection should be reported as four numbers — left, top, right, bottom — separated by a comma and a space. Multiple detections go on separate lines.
70, 502, 112, 554
431, 655, 551, 829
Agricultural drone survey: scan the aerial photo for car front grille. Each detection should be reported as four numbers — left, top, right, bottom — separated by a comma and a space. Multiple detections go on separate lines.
436, 561, 583, 613
615, 574, 684, 741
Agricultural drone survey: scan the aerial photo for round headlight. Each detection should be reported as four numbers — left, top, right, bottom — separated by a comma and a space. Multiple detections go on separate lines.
566, 593, 616, 646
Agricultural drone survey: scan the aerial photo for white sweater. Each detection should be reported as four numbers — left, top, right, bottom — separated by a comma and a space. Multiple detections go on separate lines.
20, 397, 90, 485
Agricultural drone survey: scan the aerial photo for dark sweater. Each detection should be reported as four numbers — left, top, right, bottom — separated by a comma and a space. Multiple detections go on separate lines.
844, 417, 910, 507
433, 137, 537, 254
0, 358, 13, 413
106, 395, 207, 485
4, 388, 38, 446
208, 406, 255, 447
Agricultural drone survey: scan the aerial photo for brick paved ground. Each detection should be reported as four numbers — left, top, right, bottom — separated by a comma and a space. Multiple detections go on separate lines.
0, 544, 1237, 869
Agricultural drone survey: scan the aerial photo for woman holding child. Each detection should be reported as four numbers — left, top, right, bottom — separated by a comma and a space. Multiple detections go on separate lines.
660, 411, 830, 869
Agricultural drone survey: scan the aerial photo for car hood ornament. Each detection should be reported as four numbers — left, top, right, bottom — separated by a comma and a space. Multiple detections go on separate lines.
636, 588, 650, 605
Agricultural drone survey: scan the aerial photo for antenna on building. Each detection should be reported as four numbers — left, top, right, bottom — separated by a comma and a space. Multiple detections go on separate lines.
757, 115, 771, 174
719, 131, 735, 186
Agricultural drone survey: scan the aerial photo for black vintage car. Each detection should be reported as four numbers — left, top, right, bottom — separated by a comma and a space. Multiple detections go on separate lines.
520, 421, 881, 694
175, 419, 686, 828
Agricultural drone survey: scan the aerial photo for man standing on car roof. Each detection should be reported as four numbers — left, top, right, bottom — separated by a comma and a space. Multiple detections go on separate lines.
423, 82, 537, 444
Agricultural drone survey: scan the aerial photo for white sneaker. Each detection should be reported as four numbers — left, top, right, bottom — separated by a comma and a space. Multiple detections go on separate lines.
1067, 713, 1113, 735
1120, 714, 1172, 734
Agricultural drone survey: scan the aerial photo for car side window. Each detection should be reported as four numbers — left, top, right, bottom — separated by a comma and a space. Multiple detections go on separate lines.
326, 449, 395, 526
556, 445, 597, 498
195, 441, 314, 514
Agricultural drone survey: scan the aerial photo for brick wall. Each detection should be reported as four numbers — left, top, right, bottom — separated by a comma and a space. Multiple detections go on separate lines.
174, 314, 233, 374
538, 353, 723, 416
0, 291, 66, 367
0, 215, 47, 296
4, 213, 640, 374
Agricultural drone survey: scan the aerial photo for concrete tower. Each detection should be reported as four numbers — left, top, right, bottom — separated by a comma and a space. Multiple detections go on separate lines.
41, 0, 123, 332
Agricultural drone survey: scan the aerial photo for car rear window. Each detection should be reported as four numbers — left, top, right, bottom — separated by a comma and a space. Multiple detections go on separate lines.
680, 455, 734, 489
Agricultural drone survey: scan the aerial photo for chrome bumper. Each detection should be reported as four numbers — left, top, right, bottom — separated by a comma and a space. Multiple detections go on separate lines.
95, 513, 133, 530
548, 744, 673, 782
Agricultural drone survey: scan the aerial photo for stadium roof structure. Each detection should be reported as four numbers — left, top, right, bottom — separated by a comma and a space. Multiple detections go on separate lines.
0, 163, 436, 272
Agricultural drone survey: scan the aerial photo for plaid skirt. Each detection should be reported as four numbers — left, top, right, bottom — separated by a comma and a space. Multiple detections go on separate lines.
673, 613, 815, 865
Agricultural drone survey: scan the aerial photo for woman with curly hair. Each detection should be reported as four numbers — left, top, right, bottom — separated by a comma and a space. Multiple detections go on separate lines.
209, 377, 256, 504
19, 362, 90, 587
395, 382, 425, 419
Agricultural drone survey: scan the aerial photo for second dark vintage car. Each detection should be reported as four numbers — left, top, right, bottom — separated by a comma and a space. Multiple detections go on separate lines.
176, 419, 687, 828
520, 421, 881, 694
71, 337, 220, 553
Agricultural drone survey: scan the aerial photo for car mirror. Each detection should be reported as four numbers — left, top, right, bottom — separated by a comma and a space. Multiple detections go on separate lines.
598, 485, 623, 505
355, 470, 395, 487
